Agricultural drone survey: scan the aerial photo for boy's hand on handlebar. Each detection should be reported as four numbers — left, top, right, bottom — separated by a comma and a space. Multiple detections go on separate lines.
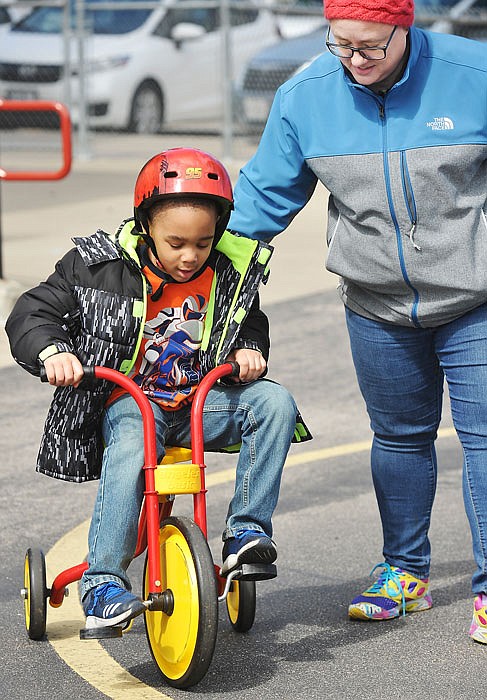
226, 349, 266, 383
43, 352, 84, 387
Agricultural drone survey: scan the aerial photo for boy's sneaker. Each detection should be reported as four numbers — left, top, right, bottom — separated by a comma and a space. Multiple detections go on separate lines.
348, 562, 433, 620
82, 582, 146, 629
221, 529, 277, 576
469, 593, 487, 644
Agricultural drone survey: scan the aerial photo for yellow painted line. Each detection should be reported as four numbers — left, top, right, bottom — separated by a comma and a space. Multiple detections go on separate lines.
205, 437, 374, 486
45, 426, 457, 698
205, 427, 456, 487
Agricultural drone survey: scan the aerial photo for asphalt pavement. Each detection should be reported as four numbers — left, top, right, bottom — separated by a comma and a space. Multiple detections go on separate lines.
0, 132, 484, 700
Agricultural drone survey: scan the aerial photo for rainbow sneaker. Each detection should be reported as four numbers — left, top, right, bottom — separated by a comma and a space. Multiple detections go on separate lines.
349, 562, 433, 620
469, 593, 487, 644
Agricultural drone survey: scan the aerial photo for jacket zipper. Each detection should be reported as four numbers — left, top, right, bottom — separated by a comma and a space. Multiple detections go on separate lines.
200, 234, 261, 366
400, 151, 420, 251
378, 96, 421, 328
118, 254, 147, 376
131, 271, 148, 371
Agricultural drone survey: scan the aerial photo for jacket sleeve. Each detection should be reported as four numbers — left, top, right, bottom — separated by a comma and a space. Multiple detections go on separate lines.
232, 293, 270, 361
5, 249, 79, 374
228, 89, 317, 240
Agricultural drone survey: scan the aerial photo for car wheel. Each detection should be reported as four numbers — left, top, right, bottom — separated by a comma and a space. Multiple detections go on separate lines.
129, 81, 163, 134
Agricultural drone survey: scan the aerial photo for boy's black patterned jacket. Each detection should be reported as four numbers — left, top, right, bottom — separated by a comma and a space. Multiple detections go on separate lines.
6, 220, 283, 482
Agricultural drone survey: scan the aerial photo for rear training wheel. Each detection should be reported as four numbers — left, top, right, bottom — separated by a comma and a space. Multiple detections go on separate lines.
226, 578, 256, 633
23, 548, 48, 640
144, 516, 218, 689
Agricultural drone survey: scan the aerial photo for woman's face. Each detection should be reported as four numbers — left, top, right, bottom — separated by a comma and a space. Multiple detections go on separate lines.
328, 19, 409, 86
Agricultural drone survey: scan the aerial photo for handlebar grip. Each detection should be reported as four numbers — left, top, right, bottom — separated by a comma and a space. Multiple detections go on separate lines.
228, 361, 240, 377
39, 365, 96, 385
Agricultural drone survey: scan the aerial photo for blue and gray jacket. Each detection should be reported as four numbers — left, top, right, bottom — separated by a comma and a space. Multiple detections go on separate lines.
229, 26, 487, 328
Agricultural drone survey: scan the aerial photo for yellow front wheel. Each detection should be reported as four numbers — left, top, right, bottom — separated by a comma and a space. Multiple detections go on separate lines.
23, 548, 48, 640
226, 578, 256, 633
144, 516, 218, 689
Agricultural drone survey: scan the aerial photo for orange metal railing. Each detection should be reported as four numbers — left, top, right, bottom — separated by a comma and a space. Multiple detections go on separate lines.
0, 99, 72, 180
0, 99, 72, 278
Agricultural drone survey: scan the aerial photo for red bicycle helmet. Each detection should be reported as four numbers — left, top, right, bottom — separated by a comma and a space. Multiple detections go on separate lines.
134, 147, 234, 237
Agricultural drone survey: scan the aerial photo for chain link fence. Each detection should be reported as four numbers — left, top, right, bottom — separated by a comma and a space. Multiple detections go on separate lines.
0, 0, 486, 165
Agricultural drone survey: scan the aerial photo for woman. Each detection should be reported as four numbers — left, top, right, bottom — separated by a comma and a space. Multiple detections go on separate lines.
228, 0, 487, 643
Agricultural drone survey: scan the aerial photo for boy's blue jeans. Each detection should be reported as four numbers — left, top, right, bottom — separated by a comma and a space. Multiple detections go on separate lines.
80, 379, 297, 597
346, 303, 487, 595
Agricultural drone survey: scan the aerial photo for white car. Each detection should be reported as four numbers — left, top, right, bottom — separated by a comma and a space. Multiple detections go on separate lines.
0, 0, 278, 132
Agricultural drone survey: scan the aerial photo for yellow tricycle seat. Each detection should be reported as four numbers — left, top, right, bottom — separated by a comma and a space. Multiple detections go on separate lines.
155, 446, 202, 495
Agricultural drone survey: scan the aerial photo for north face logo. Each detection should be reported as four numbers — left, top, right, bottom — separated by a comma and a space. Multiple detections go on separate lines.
426, 116, 454, 130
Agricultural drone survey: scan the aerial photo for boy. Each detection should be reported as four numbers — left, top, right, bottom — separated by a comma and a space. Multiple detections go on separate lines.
6, 147, 310, 632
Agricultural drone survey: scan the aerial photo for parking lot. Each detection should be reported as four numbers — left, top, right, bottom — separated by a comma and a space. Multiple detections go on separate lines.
1, 130, 486, 699
1, 6, 487, 693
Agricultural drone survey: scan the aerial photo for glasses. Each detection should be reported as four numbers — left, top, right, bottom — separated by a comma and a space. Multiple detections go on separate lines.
326, 25, 397, 60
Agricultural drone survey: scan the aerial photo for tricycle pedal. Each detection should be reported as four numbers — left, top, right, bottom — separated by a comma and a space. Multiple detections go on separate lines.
79, 625, 123, 639
234, 563, 277, 581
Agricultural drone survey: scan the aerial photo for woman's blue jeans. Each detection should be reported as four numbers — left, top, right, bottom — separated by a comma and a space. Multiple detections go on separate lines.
80, 379, 297, 596
346, 304, 487, 594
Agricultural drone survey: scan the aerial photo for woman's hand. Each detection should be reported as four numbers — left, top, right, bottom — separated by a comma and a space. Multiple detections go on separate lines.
226, 348, 266, 383
43, 352, 84, 387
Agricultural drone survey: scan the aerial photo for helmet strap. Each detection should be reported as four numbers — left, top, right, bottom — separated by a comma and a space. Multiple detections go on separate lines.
140, 232, 159, 261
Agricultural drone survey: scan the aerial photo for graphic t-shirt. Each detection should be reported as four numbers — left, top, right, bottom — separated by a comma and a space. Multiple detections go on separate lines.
110, 251, 214, 410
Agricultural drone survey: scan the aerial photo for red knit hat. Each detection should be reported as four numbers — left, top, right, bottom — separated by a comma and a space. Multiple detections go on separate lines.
324, 0, 414, 27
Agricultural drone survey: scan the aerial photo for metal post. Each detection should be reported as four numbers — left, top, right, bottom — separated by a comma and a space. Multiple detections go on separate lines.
76, 0, 91, 159
62, 0, 72, 111
220, 0, 233, 162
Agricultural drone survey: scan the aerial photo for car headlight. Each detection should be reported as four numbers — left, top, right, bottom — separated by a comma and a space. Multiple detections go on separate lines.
80, 56, 131, 74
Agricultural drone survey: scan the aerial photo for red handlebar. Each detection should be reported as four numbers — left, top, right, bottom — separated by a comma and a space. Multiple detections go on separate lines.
41, 362, 239, 465
43, 361, 238, 583
46, 362, 239, 601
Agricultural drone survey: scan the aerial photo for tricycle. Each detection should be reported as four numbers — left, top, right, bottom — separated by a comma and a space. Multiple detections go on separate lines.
21, 362, 276, 688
